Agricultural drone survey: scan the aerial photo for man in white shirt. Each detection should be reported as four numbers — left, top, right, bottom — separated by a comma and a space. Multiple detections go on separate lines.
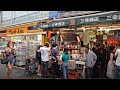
39, 42, 50, 78
115, 44, 120, 79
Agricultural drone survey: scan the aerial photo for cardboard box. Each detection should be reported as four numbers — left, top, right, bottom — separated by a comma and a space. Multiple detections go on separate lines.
68, 60, 76, 69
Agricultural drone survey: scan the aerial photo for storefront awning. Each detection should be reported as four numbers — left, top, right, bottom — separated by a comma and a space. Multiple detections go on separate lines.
35, 11, 120, 29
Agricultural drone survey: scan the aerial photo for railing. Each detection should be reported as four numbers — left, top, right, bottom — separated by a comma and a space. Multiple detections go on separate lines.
1, 11, 49, 27
59, 11, 104, 18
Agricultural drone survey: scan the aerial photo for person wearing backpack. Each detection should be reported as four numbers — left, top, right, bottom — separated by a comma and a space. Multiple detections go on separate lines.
61, 48, 70, 79
83, 47, 97, 79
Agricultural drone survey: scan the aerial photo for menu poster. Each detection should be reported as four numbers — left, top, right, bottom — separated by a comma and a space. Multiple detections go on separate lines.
34, 35, 37, 41
103, 35, 107, 40
16, 36, 22, 41
63, 34, 77, 41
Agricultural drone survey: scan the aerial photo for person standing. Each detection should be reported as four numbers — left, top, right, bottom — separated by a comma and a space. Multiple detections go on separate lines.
92, 43, 99, 78
83, 47, 97, 79
61, 48, 70, 79
51, 43, 60, 78
36, 45, 43, 76
115, 44, 120, 79
4, 41, 16, 79
106, 46, 115, 79
39, 43, 50, 78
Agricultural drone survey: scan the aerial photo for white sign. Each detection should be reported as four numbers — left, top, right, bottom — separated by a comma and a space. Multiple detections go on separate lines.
80, 17, 99, 23
52, 22, 65, 27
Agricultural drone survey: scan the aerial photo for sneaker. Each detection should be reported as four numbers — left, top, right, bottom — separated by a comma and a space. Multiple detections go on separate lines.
37, 73, 42, 76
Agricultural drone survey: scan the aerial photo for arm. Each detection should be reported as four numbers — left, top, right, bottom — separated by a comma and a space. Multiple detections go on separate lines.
56, 50, 60, 60
83, 52, 86, 62
110, 53, 113, 61
115, 49, 118, 58
48, 47, 51, 56
93, 52, 97, 61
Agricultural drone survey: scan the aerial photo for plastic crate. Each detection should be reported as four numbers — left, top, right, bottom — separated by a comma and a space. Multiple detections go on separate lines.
68, 70, 79, 79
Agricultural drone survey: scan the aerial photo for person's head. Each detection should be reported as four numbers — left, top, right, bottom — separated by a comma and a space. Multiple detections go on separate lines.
85, 47, 89, 54
37, 45, 43, 50
118, 43, 120, 48
52, 43, 58, 49
93, 43, 96, 48
44, 42, 49, 47
7, 41, 13, 48
110, 46, 115, 52
63, 48, 69, 54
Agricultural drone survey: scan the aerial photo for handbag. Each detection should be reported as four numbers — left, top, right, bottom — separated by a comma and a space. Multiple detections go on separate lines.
1, 52, 8, 64
51, 56, 57, 62
1, 58, 7, 64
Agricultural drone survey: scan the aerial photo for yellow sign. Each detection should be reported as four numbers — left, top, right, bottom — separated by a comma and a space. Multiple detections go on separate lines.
11, 37, 16, 42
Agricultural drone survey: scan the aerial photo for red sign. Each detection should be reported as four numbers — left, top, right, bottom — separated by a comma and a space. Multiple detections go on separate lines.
70, 19, 75, 26
47, 30, 51, 39
105, 39, 119, 44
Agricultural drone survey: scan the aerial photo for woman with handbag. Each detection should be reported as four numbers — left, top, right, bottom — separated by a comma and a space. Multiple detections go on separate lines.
4, 41, 16, 79
106, 46, 115, 79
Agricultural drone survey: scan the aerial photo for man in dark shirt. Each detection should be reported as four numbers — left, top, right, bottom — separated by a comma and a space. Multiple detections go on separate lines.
51, 43, 60, 78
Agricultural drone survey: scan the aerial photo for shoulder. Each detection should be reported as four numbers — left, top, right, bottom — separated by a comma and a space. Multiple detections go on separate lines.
40, 47, 44, 50
62, 53, 65, 55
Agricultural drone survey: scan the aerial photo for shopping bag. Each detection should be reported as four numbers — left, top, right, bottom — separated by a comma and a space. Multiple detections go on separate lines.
1, 53, 7, 64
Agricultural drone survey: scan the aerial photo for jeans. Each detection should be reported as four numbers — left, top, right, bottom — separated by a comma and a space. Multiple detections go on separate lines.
41, 61, 48, 77
85, 67, 93, 79
62, 62, 69, 79
115, 65, 120, 79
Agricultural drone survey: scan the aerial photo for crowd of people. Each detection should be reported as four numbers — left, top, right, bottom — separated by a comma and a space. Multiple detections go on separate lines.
36, 42, 70, 79
90, 43, 120, 79
2, 41, 120, 79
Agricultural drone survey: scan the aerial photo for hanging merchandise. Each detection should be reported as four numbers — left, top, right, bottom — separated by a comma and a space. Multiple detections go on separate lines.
11, 37, 16, 42
15, 41, 27, 66
16, 36, 22, 41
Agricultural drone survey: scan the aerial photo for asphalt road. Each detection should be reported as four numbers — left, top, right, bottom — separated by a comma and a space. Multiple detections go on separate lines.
0, 61, 40, 79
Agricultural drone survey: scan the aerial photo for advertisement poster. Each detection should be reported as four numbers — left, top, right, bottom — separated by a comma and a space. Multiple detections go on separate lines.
16, 36, 22, 41
11, 37, 16, 42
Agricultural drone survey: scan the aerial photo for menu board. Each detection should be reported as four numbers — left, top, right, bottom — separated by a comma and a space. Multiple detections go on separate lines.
63, 34, 77, 41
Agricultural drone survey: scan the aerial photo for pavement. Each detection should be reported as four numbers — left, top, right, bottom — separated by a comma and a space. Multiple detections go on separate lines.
0, 61, 40, 79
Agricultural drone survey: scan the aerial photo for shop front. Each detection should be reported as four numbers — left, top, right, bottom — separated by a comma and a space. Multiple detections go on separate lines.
1, 24, 46, 66
36, 11, 120, 47
0, 30, 8, 60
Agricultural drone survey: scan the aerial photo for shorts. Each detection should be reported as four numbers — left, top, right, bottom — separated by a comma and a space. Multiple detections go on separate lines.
7, 57, 15, 64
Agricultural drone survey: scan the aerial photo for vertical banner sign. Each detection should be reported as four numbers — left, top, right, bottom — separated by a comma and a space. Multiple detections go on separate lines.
70, 19, 75, 26
47, 30, 51, 39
